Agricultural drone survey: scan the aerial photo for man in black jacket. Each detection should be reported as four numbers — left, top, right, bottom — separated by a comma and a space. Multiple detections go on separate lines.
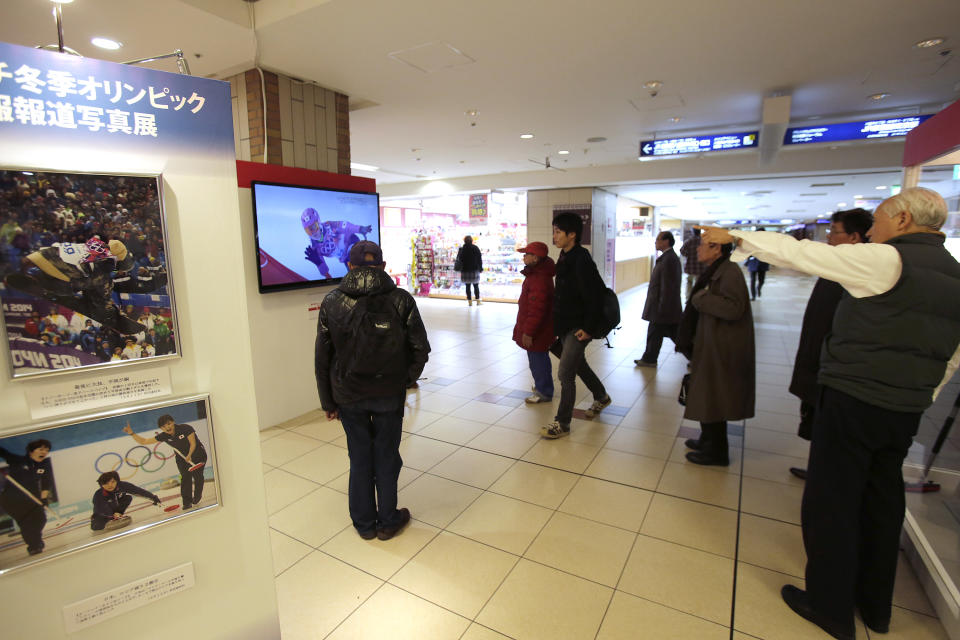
543, 213, 611, 439
315, 240, 431, 541
635, 231, 682, 368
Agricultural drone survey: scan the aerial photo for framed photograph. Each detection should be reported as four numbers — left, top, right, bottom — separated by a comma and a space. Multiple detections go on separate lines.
0, 394, 218, 575
0, 168, 180, 379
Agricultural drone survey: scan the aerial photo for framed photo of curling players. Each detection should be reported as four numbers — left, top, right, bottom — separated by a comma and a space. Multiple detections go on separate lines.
0, 168, 181, 379
0, 394, 219, 575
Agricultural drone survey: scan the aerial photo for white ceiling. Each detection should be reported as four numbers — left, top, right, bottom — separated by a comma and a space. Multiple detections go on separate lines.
1, 0, 959, 220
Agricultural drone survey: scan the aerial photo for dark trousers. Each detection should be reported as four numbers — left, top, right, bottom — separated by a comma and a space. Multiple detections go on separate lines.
698, 421, 729, 459
527, 350, 554, 398
802, 386, 920, 630
749, 270, 766, 298
339, 395, 405, 535
641, 322, 677, 362
465, 283, 479, 300
550, 331, 607, 425
0, 491, 46, 552
90, 494, 133, 530
175, 450, 207, 508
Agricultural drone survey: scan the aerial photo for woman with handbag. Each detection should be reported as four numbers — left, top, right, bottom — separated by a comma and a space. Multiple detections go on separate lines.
674, 239, 755, 466
454, 235, 484, 306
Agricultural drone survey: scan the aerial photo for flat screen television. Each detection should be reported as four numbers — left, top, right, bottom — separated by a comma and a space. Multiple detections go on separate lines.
251, 181, 380, 293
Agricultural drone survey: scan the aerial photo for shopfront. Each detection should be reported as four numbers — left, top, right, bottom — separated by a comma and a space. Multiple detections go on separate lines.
380, 191, 528, 302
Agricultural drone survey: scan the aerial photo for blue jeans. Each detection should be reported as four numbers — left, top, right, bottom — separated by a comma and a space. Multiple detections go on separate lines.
527, 350, 553, 398
550, 331, 607, 425
338, 395, 405, 535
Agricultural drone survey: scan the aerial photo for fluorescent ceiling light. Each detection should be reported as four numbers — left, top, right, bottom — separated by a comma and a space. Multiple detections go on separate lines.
914, 37, 944, 48
520, 133, 534, 139
91, 37, 122, 50
558, 150, 570, 155
875, 185, 887, 190
350, 162, 379, 172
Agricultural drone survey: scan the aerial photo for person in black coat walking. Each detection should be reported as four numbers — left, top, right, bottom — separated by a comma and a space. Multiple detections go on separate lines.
455, 236, 484, 305
636, 231, 682, 367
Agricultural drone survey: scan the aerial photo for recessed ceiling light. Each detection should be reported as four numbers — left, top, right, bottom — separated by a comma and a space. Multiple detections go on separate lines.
643, 80, 663, 90
50, 0, 74, 3
558, 150, 570, 155
868, 92, 891, 101
91, 37, 122, 50
853, 194, 863, 199
464, 109, 478, 117
520, 133, 534, 139
350, 162, 379, 172
669, 116, 682, 123
837, 202, 847, 207
914, 37, 944, 49
875, 185, 887, 190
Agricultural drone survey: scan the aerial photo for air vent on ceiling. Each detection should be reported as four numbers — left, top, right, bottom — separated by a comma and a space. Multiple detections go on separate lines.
810, 182, 845, 187
681, 187, 711, 192
693, 196, 718, 200
785, 209, 805, 213
746, 190, 774, 195
799, 193, 828, 197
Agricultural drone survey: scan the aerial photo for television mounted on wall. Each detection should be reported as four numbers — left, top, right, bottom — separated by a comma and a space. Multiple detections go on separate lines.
251, 181, 380, 293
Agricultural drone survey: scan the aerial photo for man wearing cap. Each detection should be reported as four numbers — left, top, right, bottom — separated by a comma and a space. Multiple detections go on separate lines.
513, 241, 556, 403
315, 240, 431, 541
698, 187, 960, 640
635, 231, 682, 368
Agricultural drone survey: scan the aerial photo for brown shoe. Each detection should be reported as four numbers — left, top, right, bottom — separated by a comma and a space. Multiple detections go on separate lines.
377, 508, 411, 541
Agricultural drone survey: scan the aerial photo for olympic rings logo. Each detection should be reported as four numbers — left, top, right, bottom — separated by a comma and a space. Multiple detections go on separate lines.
94, 443, 171, 480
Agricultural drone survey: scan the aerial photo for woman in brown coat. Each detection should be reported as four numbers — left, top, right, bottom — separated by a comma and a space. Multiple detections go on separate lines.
675, 240, 755, 466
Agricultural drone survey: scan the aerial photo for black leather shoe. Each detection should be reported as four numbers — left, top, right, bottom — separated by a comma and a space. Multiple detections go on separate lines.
357, 528, 377, 540
789, 467, 808, 480
781, 585, 854, 640
858, 606, 890, 634
684, 438, 703, 451
685, 450, 729, 466
377, 507, 411, 541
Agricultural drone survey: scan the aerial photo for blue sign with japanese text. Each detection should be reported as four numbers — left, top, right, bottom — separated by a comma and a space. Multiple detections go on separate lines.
639, 131, 758, 157
0, 41, 232, 156
783, 116, 932, 145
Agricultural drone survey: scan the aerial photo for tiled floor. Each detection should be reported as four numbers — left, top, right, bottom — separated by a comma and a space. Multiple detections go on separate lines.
261, 273, 948, 639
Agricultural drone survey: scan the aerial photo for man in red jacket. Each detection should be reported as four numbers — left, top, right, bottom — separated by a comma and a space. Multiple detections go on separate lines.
513, 242, 556, 403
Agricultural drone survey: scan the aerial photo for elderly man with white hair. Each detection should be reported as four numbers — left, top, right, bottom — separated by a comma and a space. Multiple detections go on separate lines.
699, 186, 960, 640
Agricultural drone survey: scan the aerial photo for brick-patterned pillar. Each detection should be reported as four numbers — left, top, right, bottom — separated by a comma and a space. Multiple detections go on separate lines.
335, 93, 351, 175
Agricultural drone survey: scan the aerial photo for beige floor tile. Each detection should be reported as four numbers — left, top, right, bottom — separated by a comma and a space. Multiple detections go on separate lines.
521, 438, 601, 474
416, 415, 492, 444
656, 461, 742, 509
745, 426, 810, 459
429, 447, 515, 489
275, 551, 382, 640
741, 476, 803, 524
397, 473, 482, 528
401, 408, 446, 433
618, 408, 683, 435
742, 448, 808, 487
559, 475, 653, 532
466, 425, 540, 458
489, 461, 580, 509
397, 434, 459, 471
461, 624, 513, 639
597, 590, 730, 640
290, 418, 344, 442
259, 425, 286, 442
279, 442, 351, 485
524, 511, 636, 586
262, 468, 321, 515
641, 493, 738, 558
737, 514, 805, 578
585, 448, 667, 491
320, 519, 439, 579
390, 531, 519, 618
441, 379, 498, 398
269, 528, 312, 576
733, 563, 867, 640
750, 410, 803, 434
605, 427, 678, 459
269, 486, 351, 547
415, 392, 472, 414
496, 403, 557, 433
567, 418, 618, 446
327, 583, 470, 640
618, 534, 734, 625
477, 559, 613, 640
884, 606, 949, 639
259, 431, 324, 467
448, 492, 553, 555
893, 551, 937, 616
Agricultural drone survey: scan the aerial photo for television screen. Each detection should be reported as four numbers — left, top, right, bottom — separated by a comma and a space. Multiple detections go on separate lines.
251, 181, 380, 293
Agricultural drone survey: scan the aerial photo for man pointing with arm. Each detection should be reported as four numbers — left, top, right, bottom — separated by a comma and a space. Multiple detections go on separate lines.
699, 186, 960, 640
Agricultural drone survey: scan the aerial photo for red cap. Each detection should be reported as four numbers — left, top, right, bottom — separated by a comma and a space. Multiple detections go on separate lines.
516, 241, 549, 257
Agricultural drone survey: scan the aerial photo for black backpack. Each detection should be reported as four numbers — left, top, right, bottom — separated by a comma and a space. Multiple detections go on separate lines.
337, 294, 408, 387
596, 287, 621, 341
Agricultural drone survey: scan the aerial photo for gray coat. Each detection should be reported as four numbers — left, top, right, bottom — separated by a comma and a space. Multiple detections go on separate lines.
642, 249, 682, 324
683, 259, 755, 423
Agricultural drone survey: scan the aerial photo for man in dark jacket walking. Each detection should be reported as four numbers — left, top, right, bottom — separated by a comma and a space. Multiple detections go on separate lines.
542, 213, 611, 439
635, 231, 682, 368
315, 240, 431, 541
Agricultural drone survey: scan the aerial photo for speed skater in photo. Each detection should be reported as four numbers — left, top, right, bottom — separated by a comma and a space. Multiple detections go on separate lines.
301, 207, 372, 278
122, 415, 208, 510
0, 439, 54, 555
90, 470, 161, 531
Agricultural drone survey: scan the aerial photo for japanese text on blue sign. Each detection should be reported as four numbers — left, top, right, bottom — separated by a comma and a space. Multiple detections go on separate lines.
639, 132, 759, 157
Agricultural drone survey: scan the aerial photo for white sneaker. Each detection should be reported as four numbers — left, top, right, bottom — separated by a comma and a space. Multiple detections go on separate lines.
525, 393, 550, 404
540, 421, 570, 439
584, 395, 612, 419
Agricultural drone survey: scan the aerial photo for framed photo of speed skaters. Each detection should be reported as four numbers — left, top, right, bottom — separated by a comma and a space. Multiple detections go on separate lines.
0, 168, 181, 379
0, 394, 218, 575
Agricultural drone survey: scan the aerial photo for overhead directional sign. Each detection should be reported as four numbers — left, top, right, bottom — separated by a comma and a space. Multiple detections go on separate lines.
783, 115, 932, 145
639, 131, 759, 157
